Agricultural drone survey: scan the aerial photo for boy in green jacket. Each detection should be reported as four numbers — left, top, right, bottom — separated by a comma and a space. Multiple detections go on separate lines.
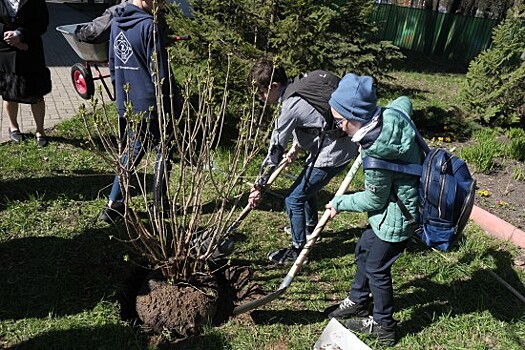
325, 73, 423, 346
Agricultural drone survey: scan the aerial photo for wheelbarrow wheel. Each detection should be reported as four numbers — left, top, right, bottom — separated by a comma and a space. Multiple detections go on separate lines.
71, 63, 95, 100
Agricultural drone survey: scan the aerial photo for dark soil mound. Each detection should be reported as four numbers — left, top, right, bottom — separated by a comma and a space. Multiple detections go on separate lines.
136, 273, 219, 337
130, 263, 266, 342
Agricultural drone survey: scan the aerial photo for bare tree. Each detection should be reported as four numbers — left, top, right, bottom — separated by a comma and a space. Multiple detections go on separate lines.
80, 40, 277, 283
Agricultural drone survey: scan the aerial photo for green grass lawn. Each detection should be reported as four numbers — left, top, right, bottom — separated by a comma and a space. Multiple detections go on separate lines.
1, 64, 525, 349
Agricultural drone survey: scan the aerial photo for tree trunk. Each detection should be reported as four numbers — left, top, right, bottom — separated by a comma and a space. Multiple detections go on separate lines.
447, 0, 461, 13
463, 0, 477, 16
423, 0, 436, 54
434, 0, 461, 55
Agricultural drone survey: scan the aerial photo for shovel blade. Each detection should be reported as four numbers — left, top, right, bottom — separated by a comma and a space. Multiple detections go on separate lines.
313, 318, 372, 350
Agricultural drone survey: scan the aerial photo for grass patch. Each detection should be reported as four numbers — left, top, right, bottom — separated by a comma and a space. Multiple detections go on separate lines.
1, 60, 525, 349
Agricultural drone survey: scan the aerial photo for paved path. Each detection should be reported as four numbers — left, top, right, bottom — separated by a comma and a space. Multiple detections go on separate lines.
0, 0, 110, 143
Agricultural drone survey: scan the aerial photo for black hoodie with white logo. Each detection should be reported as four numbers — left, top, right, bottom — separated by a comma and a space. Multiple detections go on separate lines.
109, 3, 170, 118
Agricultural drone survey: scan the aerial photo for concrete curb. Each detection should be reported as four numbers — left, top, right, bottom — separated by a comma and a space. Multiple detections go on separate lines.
470, 205, 525, 249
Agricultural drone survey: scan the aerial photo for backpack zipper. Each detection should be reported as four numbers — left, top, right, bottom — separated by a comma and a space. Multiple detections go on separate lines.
455, 169, 476, 232
438, 153, 452, 218
423, 150, 439, 204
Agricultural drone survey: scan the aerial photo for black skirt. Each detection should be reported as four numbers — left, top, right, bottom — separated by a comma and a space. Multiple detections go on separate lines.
0, 67, 52, 103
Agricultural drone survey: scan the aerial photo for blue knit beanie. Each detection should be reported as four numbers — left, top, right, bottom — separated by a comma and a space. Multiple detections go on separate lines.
329, 73, 378, 123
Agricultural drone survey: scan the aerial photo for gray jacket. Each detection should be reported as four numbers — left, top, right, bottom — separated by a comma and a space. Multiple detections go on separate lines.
259, 92, 357, 182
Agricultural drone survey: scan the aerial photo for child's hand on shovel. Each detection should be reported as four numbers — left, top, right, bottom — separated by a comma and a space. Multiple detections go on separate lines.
284, 143, 299, 168
284, 146, 297, 164
325, 201, 338, 218
248, 187, 262, 208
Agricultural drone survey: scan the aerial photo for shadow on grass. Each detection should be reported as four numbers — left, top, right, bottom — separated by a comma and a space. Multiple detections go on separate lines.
155, 333, 229, 350
411, 106, 473, 140
251, 309, 326, 325
377, 83, 427, 103
47, 134, 113, 152
307, 228, 361, 262
0, 171, 169, 214
0, 173, 114, 205
397, 247, 525, 338
6, 324, 145, 350
390, 49, 468, 74
0, 225, 134, 321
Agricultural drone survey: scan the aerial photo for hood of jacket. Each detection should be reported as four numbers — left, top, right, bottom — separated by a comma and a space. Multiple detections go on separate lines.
113, 3, 152, 30
364, 98, 416, 162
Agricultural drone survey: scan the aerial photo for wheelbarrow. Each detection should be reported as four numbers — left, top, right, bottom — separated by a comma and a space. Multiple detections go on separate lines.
56, 23, 189, 101
56, 23, 113, 100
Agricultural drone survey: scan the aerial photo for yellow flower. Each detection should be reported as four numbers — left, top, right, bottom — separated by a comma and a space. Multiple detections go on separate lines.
438, 136, 444, 142
477, 189, 490, 197
445, 136, 451, 142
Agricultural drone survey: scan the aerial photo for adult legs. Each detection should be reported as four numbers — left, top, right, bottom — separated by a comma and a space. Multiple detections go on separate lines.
4, 100, 20, 131
4, 99, 47, 144
31, 100, 46, 136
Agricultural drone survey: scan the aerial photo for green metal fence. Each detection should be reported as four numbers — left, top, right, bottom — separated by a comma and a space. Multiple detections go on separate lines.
370, 4, 500, 63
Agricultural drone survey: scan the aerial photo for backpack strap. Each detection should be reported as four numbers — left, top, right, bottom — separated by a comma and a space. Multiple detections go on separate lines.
363, 156, 422, 177
389, 190, 422, 235
363, 156, 422, 233
302, 131, 326, 191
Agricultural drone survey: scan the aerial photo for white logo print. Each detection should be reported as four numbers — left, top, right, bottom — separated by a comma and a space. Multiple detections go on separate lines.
114, 31, 133, 64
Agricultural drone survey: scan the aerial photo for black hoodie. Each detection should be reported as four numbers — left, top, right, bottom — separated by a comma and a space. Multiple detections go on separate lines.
109, 3, 170, 118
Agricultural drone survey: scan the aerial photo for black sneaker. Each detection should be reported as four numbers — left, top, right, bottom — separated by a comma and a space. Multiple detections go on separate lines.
268, 246, 305, 265
327, 297, 372, 319
9, 128, 24, 142
98, 202, 126, 223
346, 316, 398, 346
36, 134, 48, 147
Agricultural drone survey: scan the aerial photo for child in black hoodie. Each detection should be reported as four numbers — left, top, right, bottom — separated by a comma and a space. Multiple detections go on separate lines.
99, 0, 181, 223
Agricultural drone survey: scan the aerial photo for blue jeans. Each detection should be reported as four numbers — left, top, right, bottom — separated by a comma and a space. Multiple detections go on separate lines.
285, 163, 347, 248
109, 118, 174, 204
349, 228, 407, 328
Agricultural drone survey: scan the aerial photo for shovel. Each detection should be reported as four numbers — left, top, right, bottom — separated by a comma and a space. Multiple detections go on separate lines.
225, 142, 299, 235
233, 154, 363, 315
204, 143, 298, 261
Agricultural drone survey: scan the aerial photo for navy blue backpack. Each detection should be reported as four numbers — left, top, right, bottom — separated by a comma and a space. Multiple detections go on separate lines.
363, 109, 476, 251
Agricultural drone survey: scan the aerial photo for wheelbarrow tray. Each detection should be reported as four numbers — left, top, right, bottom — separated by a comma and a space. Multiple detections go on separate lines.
56, 24, 108, 62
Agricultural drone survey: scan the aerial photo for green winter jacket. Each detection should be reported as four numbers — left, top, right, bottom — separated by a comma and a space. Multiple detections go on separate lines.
332, 96, 423, 242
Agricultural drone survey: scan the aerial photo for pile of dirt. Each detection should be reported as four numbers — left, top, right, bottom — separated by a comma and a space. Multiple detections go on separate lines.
128, 263, 265, 343
136, 274, 219, 337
